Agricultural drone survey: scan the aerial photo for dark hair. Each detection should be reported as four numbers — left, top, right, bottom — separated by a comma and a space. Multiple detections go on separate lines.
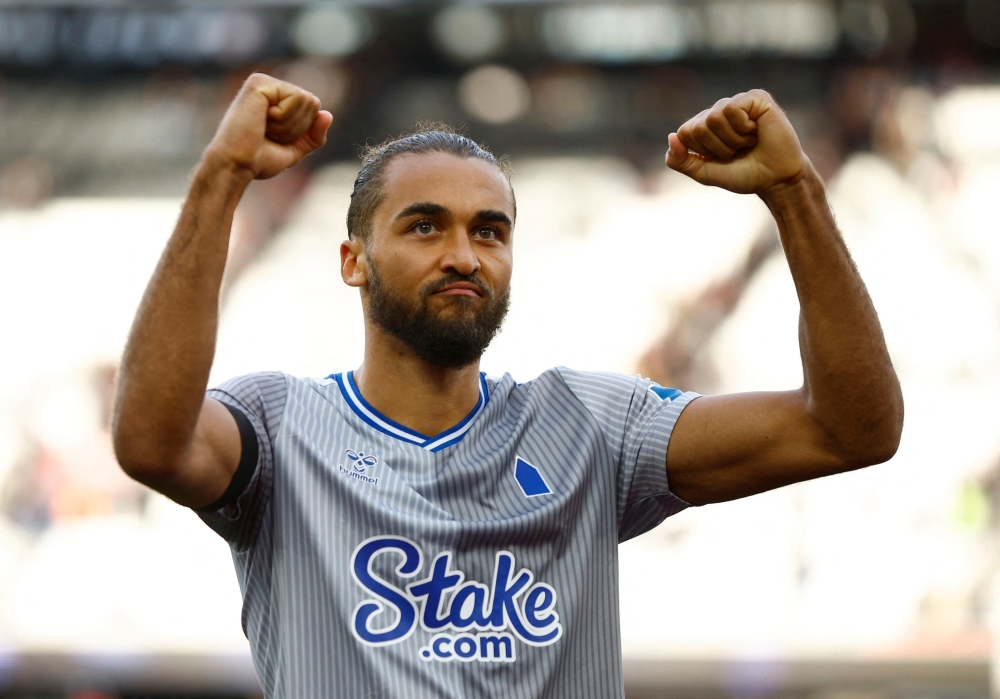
346, 123, 514, 244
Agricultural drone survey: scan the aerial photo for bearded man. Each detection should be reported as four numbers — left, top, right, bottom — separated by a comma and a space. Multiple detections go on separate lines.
113, 73, 903, 698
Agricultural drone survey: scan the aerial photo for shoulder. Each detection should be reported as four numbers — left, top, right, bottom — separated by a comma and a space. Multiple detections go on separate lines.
537, 368, 691, 426
487, 367, 647, 418
488, 367, 648, 399
552, 367, 685, 402
209, 370, 289, 404
209, 370, 356, 407
553, 367, 644, 395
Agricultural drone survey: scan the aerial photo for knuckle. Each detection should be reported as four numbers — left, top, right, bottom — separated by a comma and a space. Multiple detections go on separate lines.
705, 111, 727, 128
681, 110, 705, 131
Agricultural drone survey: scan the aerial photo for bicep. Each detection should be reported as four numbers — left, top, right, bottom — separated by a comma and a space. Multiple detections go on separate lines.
665, 390, 849, 506
142, 397, 243, 509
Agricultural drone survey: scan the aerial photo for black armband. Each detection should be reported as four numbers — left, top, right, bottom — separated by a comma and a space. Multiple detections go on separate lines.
194, 402, 260, 513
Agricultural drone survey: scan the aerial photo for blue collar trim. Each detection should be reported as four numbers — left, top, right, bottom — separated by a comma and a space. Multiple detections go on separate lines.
331, 372, 489, 452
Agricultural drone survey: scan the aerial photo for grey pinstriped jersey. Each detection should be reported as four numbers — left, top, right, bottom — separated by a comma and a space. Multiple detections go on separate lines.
198, 367, 698, 698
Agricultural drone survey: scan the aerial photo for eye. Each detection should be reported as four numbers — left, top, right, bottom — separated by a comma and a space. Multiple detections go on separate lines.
412, 221, 436, 235
473, 227, 500, 241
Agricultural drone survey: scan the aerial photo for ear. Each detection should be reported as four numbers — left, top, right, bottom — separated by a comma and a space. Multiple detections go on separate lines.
341, 237, 368, 288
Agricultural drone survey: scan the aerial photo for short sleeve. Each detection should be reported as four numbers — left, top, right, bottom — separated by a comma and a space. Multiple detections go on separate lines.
556, 367, 700, 543
197, 371, 287, 551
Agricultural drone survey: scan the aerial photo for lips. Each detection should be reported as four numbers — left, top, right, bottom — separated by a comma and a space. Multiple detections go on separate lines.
432, 281, 484, 298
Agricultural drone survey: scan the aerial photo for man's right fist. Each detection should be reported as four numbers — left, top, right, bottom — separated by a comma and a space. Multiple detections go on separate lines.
205, 73, 333, 180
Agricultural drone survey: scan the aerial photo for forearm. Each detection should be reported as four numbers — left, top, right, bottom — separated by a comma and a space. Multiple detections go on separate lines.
762, 165, 903, 463
113, 154, 253, 474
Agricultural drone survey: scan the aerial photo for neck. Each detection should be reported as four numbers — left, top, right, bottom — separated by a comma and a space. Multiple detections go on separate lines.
354, 325, 483, 438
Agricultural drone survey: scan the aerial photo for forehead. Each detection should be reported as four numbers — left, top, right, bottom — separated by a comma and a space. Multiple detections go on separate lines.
376, 151, 515, 221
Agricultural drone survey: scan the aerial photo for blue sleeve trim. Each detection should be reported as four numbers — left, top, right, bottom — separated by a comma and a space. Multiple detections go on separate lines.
650, 385, 683, 401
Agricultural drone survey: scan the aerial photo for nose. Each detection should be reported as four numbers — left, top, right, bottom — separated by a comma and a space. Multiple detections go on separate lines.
439, 229, 481, 277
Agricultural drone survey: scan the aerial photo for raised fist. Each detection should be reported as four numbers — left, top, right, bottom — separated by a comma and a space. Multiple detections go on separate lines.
666, 90, 808, 196
206, 73, 333, 180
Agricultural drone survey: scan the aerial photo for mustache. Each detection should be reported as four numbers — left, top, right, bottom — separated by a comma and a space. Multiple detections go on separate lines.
420, 273, 492, 299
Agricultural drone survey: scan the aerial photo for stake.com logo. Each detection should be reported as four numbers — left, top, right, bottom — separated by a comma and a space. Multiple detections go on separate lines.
350, 536, 563, 662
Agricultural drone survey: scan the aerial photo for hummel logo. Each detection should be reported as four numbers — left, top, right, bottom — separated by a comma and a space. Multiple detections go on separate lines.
339, 449, 380, 486
347, 449, 378, 474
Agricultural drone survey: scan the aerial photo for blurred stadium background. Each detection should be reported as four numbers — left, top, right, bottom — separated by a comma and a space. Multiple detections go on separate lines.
1, 0, 1000, 697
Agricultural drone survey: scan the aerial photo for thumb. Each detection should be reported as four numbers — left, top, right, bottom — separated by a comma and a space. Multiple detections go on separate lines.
666, 133, 710, 182
296, 110, 334, 156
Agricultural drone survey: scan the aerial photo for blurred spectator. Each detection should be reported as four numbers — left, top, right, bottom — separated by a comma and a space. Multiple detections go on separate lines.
637, 225, 779, 393
0, 156, 53, 208
1, 364, 146, 529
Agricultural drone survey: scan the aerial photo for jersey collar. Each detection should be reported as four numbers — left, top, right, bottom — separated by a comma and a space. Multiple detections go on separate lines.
332, 371, 489, 452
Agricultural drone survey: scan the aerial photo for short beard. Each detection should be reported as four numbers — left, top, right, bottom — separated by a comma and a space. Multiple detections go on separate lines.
366, 261, 510, 369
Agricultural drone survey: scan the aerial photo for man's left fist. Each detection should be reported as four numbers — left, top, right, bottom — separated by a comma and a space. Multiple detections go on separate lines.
666, 90, 808, 196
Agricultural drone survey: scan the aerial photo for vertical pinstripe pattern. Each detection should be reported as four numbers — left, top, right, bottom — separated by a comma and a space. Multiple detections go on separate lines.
198, 367, 698, 698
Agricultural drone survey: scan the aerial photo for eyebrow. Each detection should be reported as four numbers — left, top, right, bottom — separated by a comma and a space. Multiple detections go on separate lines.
476, 209, 514, 227
394, 202, 513, 228
394, 202, 448, 221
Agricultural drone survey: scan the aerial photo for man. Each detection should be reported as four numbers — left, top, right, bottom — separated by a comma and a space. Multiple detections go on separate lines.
113, 74, 903, 698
